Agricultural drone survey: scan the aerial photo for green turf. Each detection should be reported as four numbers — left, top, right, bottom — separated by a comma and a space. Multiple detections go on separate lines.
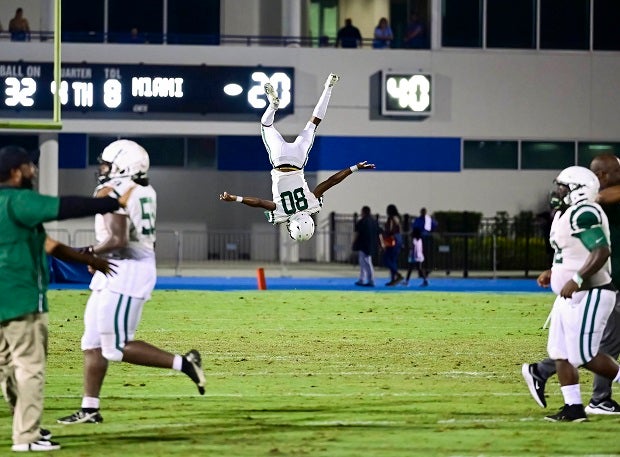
2, 290, 619, 456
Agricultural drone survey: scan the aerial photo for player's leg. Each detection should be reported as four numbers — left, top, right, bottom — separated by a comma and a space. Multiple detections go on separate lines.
261, 82, 280, 127
310, 73, 340, 125
98, 291, 206, 395
544, 296, 586, 421
286, 73, 340, 169
58, 290, 106, 424
522, 296, 560, 408
587, 299, 620, 413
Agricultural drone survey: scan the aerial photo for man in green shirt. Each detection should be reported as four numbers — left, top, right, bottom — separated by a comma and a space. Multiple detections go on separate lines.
0, 145, 130, 452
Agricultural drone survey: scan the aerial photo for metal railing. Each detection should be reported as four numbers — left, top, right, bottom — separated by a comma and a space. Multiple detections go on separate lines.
46, 213, 550, 278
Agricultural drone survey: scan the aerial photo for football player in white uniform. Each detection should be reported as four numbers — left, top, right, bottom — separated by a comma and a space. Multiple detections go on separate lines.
57, 140, 206, 425
537, 166, 620, 421
219, 73, 375, 241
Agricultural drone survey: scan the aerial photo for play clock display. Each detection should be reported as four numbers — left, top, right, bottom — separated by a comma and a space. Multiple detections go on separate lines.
381, 72, 432, 116
0, 62, 294, 119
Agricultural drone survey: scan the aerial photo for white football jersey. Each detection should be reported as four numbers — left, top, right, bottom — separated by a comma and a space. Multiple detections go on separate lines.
90, 178, 157, 299
549, 202, 611, 294
266, 169, 322, 224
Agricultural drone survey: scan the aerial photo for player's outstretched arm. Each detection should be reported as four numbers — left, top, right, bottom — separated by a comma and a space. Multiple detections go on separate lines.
313, 161, 375, 198
219, 191, 276, 211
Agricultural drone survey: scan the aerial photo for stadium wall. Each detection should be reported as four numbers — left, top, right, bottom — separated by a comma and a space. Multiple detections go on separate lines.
3, 41, 620, 229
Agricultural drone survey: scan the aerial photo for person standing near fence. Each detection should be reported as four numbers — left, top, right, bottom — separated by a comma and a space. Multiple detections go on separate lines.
403, 227, 428, 287
353, 205, 380, 287
58, 139, 206, 426
412, 207, 437, 274
382, 204, 403, 286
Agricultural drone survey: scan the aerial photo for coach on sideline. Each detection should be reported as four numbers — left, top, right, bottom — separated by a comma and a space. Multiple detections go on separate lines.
0, 145, 133, 452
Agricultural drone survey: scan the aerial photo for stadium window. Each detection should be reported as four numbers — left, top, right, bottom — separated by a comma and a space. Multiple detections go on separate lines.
126, 137, 185, 167
540, 0, 590, 50
486, 0, 536, 49
577, 142, 620, 167
309, 0, 339, 47
108, 0, 164, 44
441, 0, 482, 48
593, 0, 620, 51
167, 0, 220, 45
463, 140, 518, 169
61, 0, 104, 42
187, 137, 217, 168
521, 141, 575, 169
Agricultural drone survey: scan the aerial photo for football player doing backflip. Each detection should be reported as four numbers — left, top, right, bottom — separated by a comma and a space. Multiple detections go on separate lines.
219, 73, 375, 241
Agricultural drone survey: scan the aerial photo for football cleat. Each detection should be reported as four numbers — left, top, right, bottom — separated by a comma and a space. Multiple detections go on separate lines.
521, 363, 547, 408
57, 409, 103, 425
325, 73, 340, 88
185, 349, 206, 395
264, 83, 279, 109
544, 403, 587, 422
585, 398, 620, 415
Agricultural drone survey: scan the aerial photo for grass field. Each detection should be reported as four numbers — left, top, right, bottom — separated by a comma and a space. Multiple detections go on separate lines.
2, 289, 620, 456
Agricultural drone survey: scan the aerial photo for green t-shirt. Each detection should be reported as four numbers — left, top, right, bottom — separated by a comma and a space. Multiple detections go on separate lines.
0, 187, 60, 322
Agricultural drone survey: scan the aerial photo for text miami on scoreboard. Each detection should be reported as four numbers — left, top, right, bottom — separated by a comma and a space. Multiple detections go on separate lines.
0, 62, 295, 119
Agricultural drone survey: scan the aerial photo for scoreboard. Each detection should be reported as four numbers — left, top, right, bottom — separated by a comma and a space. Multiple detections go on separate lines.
0, 62, 295, 119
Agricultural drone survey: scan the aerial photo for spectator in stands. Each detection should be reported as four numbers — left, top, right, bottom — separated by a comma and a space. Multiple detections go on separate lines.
372, 17, 393, 49
403, 12, 426, 49
353, 206, 380, 287
336, 18, 362, 48
8, 8, 30, 42
128, 27, 146, 43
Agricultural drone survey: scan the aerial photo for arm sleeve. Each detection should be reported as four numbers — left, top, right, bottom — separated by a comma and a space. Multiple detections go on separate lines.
57, 196, 120, 220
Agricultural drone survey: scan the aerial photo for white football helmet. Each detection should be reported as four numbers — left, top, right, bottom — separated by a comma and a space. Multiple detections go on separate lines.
98, 139, 149, 183
287, 212, 315, 242
550, 166, 599, 210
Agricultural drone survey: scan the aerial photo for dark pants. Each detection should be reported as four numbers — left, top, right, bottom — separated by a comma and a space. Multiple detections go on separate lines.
383, 244, 402, 280
536, 294, 620, 403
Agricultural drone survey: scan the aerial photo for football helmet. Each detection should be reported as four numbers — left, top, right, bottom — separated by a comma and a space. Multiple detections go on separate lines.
550, 166, 599, 210
287, 212, 315, 242
98, 139, 149, 184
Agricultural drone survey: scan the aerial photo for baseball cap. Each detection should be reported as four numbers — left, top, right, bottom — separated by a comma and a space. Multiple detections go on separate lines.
0, 145, 40, 179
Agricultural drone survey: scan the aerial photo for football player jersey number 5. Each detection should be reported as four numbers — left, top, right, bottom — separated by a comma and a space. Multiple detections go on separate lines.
281, 187, 309, 215
140, 197, 156, 235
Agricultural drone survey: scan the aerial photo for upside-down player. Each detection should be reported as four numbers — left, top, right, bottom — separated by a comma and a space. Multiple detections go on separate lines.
219, 73, 375, 241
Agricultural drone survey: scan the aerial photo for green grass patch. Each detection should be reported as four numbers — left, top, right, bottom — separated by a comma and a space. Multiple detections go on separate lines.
2, 290, 619, 456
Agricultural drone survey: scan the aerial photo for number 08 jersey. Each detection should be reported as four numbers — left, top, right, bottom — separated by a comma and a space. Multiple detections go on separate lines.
265, 169, 323, 224
549, 202, 612, 294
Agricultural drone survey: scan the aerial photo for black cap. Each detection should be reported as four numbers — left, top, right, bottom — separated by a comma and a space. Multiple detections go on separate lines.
0, 145, 40, 179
